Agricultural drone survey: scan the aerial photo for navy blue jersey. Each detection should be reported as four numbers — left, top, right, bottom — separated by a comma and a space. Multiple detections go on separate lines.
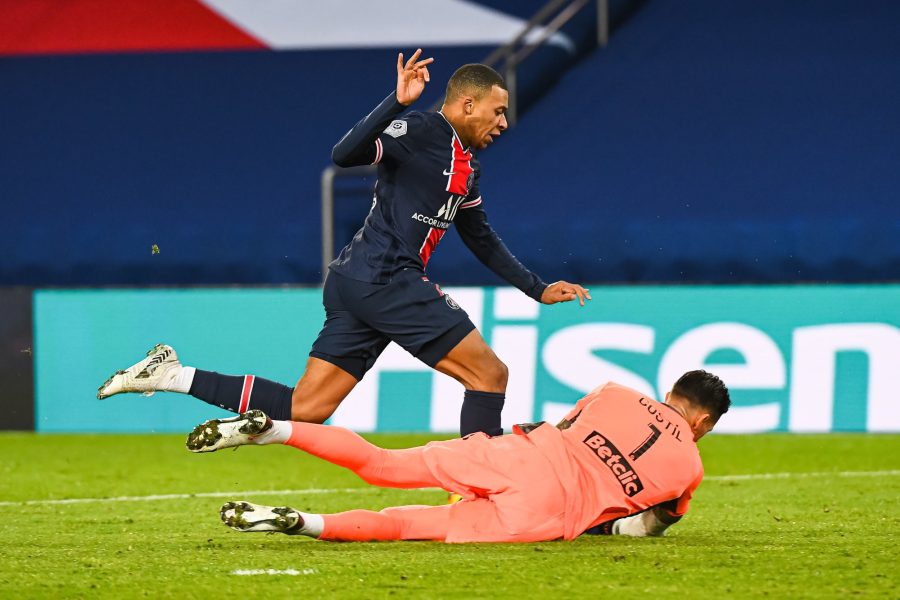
330, 93, 547, 302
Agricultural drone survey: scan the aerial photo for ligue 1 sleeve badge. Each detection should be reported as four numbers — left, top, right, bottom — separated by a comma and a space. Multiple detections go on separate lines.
384, 120, 408, 138
446, 295, 460, 310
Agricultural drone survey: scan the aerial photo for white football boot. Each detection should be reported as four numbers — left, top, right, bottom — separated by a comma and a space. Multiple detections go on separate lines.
97, 343, 182, 399
185, 410, 272, 453
220, 501, 303, 534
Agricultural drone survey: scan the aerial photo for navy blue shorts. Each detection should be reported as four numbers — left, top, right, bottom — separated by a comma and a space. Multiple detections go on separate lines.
309, 269, 476, 380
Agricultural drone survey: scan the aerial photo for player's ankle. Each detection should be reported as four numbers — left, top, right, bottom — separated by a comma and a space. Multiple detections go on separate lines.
296, 512, 324, 537
165, 365, 194, 393
252, 420, 292, 445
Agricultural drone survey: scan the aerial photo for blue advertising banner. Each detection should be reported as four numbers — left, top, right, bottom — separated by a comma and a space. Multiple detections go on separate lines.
34, 286, 900, 433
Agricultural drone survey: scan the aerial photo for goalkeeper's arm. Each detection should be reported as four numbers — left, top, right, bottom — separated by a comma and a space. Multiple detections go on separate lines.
592, 501, 682, 537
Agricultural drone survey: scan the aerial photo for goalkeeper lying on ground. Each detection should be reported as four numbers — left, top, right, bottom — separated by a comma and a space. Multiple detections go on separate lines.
187, 370, 730, 542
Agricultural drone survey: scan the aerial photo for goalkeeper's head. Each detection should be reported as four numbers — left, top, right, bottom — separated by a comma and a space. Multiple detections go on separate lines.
667, 370, 731, 441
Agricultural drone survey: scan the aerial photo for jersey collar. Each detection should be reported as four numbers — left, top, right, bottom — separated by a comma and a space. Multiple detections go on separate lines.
437, 111, 471, 153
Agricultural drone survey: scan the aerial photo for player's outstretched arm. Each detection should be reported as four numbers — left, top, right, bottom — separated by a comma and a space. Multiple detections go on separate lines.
455, 204, 590, 305
541, 281, 592, 306
331, 49, 433, 168
455, 204, 549, 301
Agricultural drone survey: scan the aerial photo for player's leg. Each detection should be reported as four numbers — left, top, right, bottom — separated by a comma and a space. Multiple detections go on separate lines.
97, 343, 300, 421
291, 270, 391, 422
287, 357, 359, 422
218, 497, 562, 543
97, 272, 383, 423
283, 421, 443, 488
219, 501, 453, 541
187, 415, 442, 489
185, 355, 359, 424
431, 329, 508, 436
351, 270, 509, 437
320, 504, 453, 541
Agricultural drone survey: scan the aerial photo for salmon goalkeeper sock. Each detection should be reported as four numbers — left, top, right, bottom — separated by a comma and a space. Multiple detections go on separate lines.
460, 390, 505, 437
188, 370, 293, 420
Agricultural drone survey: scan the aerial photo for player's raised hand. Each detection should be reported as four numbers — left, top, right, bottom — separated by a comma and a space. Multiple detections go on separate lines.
396, 49, 433, 106
541, 281, 592, 306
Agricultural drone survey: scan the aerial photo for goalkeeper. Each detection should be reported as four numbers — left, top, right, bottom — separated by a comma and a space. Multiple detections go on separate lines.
189, 370, 730, 543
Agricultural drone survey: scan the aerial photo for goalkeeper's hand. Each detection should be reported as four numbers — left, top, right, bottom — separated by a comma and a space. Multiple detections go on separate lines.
585, 506, 680, 537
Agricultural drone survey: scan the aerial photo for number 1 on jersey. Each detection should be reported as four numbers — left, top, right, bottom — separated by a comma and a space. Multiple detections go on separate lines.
629, 423, 661, 461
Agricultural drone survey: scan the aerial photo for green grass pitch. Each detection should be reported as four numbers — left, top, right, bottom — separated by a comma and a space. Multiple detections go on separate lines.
1, 431, 898, 598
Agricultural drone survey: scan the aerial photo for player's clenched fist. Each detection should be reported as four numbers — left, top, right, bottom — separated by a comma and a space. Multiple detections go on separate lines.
541, 281, 592, 306
396, 48, 434, 106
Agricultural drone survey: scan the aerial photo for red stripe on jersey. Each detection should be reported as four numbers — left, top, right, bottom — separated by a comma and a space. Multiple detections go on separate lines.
239, 375, 255, 413
460, 196, 482, 209
419, 227, 446, 269
445, 136, 473, 196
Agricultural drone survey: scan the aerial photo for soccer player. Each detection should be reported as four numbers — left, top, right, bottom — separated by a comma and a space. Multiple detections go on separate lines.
97, 49, 589, 438
187, 370, 730, 543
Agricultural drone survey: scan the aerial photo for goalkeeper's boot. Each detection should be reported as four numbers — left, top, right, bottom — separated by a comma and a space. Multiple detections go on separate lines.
220, 501, 303, 534
186, 410, 272, 453
97, 343, 182, 399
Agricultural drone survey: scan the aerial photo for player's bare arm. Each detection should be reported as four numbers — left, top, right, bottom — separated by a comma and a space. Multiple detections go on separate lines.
395, 49, 433, 106
541, 281, 592, 306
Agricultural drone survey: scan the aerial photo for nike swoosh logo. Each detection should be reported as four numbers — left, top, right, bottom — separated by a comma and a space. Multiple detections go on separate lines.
442, 169, 455, 176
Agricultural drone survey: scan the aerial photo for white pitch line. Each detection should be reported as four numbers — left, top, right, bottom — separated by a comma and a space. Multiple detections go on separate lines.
2, 470, 898, 507
0, 487, 384, 507
231, 569, 318, 576
705, 469, 900, 482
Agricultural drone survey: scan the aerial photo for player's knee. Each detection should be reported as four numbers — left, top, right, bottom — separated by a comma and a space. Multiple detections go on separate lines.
353, 450, 389, 485
473, 356, 508, 392
289, 388, 331, 424
494, 359, 509, 389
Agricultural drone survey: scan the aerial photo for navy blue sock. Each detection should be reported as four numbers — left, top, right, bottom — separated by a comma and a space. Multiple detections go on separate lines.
460, 390, 506, 437
189, 370, 293, 421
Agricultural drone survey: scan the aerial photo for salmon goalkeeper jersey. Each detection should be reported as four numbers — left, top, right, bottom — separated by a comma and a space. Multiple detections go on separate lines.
515, 382, 704, 540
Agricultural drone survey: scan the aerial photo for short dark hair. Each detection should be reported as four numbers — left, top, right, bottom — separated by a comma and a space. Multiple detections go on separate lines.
671, 370, 731, 422
446, 64, 507, 101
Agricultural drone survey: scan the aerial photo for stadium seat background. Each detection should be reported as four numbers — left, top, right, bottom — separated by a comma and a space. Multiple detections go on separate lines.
462, 0, 900, 284
3, 0, 898, 286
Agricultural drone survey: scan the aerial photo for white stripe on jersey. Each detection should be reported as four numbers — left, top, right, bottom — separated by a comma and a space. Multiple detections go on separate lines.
460, 196, 482, 209
448, 195, 464, 221
372, 138, 383, 165
444, 134, 455, 192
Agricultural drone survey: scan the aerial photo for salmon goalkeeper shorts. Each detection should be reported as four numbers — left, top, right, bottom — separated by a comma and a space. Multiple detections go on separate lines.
420, 432, 568, 543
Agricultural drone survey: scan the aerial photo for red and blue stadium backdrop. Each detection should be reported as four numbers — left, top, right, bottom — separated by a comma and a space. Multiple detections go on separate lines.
3, 1, 900, 432
4, 0, 898, 287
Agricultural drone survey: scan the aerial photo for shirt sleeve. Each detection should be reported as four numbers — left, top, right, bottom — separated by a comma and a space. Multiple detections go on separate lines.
331, 92, 413, 167
454, 195, 548, 302
668, 469, 704, 518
